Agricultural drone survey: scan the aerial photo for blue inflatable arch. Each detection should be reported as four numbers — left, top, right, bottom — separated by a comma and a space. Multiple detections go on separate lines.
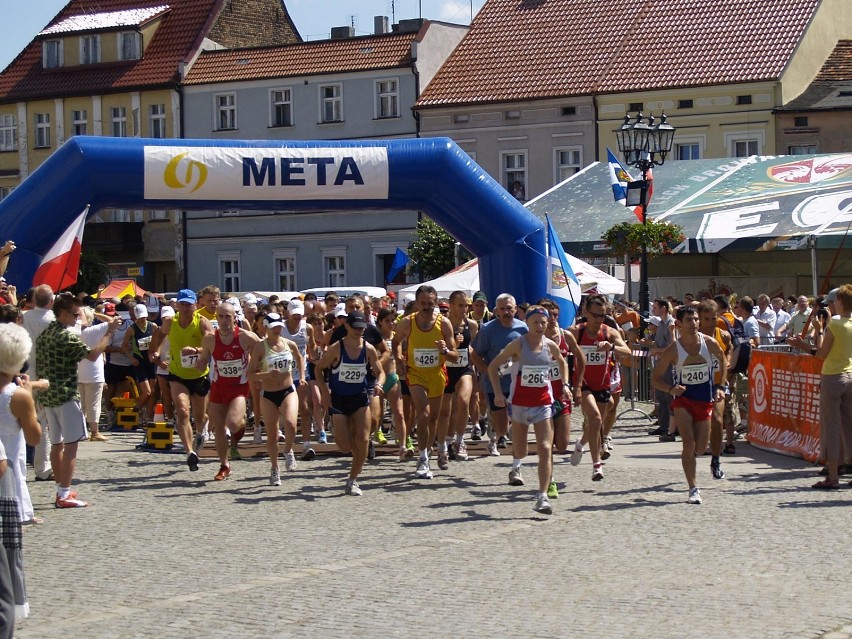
0, 137, 547, 302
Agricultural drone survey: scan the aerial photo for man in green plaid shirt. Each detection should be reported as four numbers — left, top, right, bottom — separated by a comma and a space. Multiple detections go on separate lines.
36, 293, 116, 509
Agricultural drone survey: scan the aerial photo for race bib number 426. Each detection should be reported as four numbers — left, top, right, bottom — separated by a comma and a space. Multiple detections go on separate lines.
413, 348, 440, 368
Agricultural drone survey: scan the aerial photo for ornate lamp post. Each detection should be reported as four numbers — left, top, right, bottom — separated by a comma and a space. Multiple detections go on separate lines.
613, 112, 676, 315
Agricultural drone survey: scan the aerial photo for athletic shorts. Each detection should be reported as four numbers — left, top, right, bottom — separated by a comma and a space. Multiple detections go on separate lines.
133, 360, 157, 382
582, 386, 611, 404
407, 366, 447, 399
486, 392, 507, 412
43, 399, 88, 445
445, 367, 473, 394
550, 380, 572, 416
261, 386, 296, 408
105, 362, 134, 385
168, 374, 211, 398
400, 379, 410, 396
509, 403, 553, 426
671, 396, 714, 423
382, 372, 400, 395
306, 362, 316, 382
210, 381, 249, 405
330, 392, 370, 417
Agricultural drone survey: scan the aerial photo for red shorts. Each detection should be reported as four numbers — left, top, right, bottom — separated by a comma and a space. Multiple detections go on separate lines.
671, 396, 713, 423
209, 381, 249, 405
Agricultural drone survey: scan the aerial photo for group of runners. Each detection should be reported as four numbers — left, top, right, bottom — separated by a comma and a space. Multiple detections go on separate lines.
130, 282, 745, 514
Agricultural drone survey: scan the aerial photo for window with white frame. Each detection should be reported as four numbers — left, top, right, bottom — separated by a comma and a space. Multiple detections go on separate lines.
215, 93, 237, 130
34, 113, 50, 148
319, 84, 342, 123
271, 88, 293, 127
71, 110, 87, 136
273, 250, 297, 291
111, 107, 127, 137
0, 115, 16, 151
322, 247, 347, 288
554, 147, 582, 182
149, 210, 169, 221
111, 209, 130, 222
219, 252, 241, 292
724, 131, 763, 159
0, 187, 14, 201
789, 144, 817, 155
502, 151, 527, 201
149, 104, 166, 138
42, 39, 63, 68
80, 35, 101, 64
117, 31, 141, 61
376, 79, 399, 118
732, 139, 758, 157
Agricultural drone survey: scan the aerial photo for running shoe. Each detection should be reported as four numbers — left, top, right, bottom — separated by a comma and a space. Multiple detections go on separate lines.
229, 446, 242, 461
301, 447, 317, 461
569, 442, 584, 466
318, 431, 328, 444
269, 467, 281, 486
471, 424, 482, 441
508, 467, 524, 486
687, 487, 702, 504
399, 447, 414, 462
285, 451, 297, 472
193, 432, 205, 453
487, 441, 500, 457
214, 465, 231, 481
405, 435, 415, 450
711, 458, 725, 480
591, 464, 604, 481
414, 458, 433, 479
55, 495, 88, 509
605, 435, 613, 451
454, 440, 469, 461
187, 451, 200, 472
367, 440, 376, 461
253, 427, 263, 444
547, 481, 559, 499
344, 479, 362, 496
659, 432, 677, 442
447, 444, 457, 461
600, 446, 611, 461
374, 430, 387, 445
533, 494, 553, 515
437, 451, 449, 470
497, 435, 508, 449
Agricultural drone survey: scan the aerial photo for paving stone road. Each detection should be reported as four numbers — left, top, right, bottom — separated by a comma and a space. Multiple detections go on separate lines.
12, 409, 852, 639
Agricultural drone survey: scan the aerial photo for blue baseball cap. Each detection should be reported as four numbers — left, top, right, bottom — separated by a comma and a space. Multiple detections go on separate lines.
177, 288, 197, 304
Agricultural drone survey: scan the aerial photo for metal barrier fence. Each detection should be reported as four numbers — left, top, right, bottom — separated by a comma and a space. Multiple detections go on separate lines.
618, 345, 654, 421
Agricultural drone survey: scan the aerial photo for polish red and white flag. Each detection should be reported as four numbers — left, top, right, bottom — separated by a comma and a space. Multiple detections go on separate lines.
32, 206, 89, 291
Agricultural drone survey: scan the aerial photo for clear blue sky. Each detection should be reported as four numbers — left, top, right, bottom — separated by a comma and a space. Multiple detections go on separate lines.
0, 0, 482, 70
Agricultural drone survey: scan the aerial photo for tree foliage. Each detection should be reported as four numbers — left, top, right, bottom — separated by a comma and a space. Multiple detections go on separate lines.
408, 217, 458, 280
69, 251, 111, 296
602, 219, 685, 259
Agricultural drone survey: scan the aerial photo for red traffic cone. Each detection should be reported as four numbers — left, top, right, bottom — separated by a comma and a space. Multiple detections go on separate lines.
153, 403, 165, 423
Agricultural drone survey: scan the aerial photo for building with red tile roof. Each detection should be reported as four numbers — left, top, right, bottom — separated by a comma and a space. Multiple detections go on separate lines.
0, 0, 301, 290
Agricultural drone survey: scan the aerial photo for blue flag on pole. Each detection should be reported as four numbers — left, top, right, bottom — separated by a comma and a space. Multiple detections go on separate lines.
386, 247, 409, 283
546, 214, 581, 328
607, 147, 644, 223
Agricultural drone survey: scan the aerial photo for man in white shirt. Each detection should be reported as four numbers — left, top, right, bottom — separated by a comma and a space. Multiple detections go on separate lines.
21, 284, 54, 481
753, 294, 776, 345
771, 296, 791, 341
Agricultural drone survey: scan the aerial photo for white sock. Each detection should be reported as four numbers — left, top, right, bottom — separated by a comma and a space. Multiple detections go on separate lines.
58, 486, 70, 500
512, 458, 522, 470
438, 441, 448, 453
455, 433, 464, 444
419, 449, 428, 461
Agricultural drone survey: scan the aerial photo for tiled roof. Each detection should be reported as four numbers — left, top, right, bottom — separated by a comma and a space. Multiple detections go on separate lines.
777, 40, 852, 111
416, 0, 821, 108
38, 5, 171, 36
0, 0, 222, 101
183, 32, 419, 85
811, 40, 852, 83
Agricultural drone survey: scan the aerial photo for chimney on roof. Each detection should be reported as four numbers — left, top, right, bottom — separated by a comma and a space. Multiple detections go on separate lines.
374, 16, 390, 35
393, 18, 425, 34
330, 26, 355, 39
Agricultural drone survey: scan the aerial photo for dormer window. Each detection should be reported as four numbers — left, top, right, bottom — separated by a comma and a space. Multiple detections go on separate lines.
117, 31, 141, 61
43, 39, 63, 68
80, 35, 101, 64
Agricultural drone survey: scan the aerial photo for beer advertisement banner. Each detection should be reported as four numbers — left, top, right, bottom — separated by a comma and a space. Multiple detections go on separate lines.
748, 350, 822, 463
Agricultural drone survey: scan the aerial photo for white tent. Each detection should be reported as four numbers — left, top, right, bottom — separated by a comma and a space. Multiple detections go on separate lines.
400, 256, 624, 300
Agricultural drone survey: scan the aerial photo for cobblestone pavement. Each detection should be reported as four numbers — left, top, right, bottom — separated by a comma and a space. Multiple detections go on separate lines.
13, 409, 852, 639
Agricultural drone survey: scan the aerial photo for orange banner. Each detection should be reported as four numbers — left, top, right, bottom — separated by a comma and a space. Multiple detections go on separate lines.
748, 350, 822, 463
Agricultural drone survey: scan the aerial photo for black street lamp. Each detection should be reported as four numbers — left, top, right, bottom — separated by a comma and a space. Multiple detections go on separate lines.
613, 112, 676, 316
